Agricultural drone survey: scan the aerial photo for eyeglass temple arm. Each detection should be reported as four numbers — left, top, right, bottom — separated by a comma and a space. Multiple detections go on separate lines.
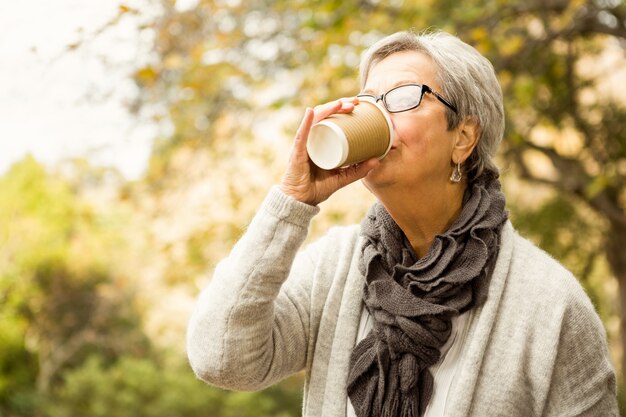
425, 87, 458, 113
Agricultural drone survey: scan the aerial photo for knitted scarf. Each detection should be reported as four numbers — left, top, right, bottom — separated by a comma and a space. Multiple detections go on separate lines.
347, 172, 508, 417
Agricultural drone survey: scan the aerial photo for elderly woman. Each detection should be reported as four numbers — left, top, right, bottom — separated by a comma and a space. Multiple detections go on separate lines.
187, 31, 618, 416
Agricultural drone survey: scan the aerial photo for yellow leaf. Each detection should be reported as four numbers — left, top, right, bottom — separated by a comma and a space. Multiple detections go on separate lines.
585, 175, 610, 199
164, 54, 183, 70
135, 67, 159, 85
500, 35, 524, 57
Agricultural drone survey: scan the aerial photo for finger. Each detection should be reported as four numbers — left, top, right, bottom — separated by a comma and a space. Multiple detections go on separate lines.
312, 100, 343, 123
336, 158, 380, 188
289, 108, 315, 164
294, 107, 314, 144
337, 96, 358, 112
336, 100, 356, 114
338, 96, 358, 105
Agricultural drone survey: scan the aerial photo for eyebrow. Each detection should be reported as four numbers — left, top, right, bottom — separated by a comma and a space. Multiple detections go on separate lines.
360, 80, 421, 95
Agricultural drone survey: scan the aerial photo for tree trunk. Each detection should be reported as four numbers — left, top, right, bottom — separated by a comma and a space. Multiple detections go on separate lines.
606, 221, 626, 394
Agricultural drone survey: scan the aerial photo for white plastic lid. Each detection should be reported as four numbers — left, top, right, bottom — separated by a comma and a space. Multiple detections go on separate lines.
307, 121, 348, 170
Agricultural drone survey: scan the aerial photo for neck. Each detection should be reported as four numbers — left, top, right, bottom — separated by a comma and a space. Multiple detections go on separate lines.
373, 181, 467, 258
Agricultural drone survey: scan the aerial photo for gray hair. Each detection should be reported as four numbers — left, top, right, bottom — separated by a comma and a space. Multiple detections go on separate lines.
359, 30, 504, 179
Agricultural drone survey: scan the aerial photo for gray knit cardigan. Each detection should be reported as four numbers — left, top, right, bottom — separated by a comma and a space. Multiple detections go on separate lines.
187, 187, 618, 416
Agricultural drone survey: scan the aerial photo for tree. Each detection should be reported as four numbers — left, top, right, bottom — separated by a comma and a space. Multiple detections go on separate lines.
0, 157, 150, 415
45, 354, 301, 417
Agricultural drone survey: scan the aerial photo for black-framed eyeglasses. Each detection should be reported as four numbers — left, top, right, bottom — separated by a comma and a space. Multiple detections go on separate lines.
357, 83, 458, 114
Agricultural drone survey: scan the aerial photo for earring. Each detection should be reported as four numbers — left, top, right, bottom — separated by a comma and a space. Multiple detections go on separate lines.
450, 162, 462, 183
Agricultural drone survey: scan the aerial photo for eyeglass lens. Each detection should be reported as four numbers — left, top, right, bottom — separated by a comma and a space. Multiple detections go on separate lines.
384, 85, 424, 112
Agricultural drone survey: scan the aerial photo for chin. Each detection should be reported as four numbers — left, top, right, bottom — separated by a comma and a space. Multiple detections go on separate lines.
362, 165, 396, 193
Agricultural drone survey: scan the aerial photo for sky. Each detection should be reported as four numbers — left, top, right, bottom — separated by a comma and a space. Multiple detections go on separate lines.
0, 0, 160, 180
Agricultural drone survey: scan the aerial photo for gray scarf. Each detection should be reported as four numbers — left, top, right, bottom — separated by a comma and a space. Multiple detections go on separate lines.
347, 173, 508, 417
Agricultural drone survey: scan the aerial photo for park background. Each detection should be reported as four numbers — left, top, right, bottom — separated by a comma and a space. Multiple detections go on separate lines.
1, 0, 625, 415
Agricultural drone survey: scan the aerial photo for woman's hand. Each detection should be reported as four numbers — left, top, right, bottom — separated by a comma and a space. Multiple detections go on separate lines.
280, 98, 380, 206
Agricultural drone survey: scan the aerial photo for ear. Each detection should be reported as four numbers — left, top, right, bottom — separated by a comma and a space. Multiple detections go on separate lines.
452, 116, 480, 164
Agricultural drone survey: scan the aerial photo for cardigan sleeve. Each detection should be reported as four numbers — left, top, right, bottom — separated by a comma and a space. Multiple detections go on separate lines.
543, 281, 618, 416
186, 186, 322, 391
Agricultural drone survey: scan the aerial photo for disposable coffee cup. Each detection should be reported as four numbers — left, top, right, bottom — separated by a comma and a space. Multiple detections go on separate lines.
306, 97, 394, 170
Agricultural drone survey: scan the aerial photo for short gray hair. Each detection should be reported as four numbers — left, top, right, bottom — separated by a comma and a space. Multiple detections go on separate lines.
359, 30, 504, 179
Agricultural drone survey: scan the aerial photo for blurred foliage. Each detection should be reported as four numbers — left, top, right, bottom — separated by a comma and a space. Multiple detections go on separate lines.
0, 156, 302, 416
45, 355, 301, 417
0, 157, 150, 415
1, 0, 625, 415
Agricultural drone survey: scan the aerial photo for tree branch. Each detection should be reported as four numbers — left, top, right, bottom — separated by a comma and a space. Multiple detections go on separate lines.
514, 141, 626, 227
